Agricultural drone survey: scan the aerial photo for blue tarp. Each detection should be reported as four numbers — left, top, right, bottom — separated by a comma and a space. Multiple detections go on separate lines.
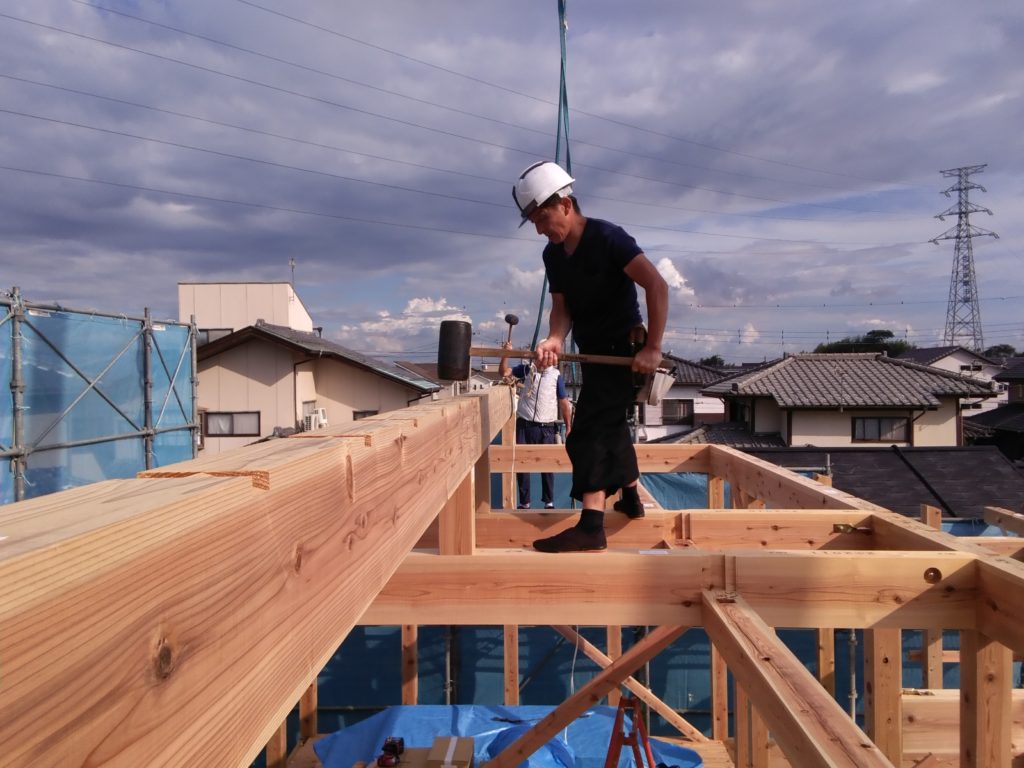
313, 705, 703, 768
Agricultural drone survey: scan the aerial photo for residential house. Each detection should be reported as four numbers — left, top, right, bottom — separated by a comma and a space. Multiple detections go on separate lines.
395, 360, 498, 398
179, 282, 438, 454
897, 346, 1006, 412
638, 356, 726, 442
966, 360, 1024, 465
701, 352, 997, 448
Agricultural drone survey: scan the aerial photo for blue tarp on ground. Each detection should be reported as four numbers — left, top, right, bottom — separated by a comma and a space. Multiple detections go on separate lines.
313, 705, 703, 768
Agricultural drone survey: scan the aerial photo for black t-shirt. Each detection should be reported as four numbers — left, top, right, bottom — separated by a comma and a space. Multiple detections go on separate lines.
543, 217, 643, 352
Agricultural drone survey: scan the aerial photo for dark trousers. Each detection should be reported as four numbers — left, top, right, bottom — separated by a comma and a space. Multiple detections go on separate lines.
564, 335, 639, 501
516, 417, 557, 505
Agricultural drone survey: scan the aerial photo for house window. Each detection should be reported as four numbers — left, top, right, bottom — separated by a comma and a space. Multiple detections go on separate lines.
852, 416, 908, 443
196, 328, 232, 346
353, 410, 378, 420
959, 364, 982, 372
661, 399, 694, 425
204, 411, 260, 437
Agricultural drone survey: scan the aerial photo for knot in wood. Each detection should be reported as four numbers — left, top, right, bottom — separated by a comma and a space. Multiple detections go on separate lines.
154, 637, 174, 680
292, 543, 303, 573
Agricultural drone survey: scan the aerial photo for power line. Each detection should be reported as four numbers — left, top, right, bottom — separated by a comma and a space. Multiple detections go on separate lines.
0, 108, 917, 249
232, 0, 905, 187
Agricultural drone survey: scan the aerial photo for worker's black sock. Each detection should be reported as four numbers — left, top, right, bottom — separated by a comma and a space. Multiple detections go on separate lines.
613, 485, 644, 519
578, 508, 605, 532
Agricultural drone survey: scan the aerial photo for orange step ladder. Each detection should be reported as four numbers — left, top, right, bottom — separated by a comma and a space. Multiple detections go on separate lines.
605, 695, 657, 768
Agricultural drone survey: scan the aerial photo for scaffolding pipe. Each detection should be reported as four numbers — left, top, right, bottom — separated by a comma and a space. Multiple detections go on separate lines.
848, 628, 858, 719
190, 315, 199, 458
0, 424, 193, 458
10, 286, 25, 501
143, 308, 154, 470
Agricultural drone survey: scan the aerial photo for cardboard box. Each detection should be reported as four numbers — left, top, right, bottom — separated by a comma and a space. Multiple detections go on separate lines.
426, 736, 474, 768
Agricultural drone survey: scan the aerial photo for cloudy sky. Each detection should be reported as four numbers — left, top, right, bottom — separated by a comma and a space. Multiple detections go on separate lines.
2, 0, 1022, 364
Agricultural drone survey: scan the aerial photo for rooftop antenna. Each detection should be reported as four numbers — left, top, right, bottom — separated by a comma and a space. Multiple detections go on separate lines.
930, 164, 998, 352
288, 256, 296, 287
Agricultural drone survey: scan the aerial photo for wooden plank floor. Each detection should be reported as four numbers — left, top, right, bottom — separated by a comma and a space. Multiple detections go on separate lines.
287, 735, 736, 767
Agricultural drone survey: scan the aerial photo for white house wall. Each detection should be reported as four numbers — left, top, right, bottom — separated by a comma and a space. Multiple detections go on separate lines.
178, 283, 313, 332
312, 360, 421, 426
198, 339, 296, 454
753, 398, 783, 434
788, 402, 959, 448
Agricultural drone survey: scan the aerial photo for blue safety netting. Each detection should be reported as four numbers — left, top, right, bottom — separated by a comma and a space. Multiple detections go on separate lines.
1, 301, 195, 503
313, 705, 703, 768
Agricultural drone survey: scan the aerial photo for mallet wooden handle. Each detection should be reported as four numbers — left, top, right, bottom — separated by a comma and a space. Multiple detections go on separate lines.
474, 346, 643, 367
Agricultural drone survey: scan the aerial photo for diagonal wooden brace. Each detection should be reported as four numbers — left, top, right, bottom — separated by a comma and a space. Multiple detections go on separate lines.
552, 625, 707, 742
482, 624, 689, 768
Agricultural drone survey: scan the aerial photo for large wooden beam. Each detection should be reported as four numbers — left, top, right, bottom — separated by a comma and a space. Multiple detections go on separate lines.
482, 624, 689, 768
364, 550, 979, 628
489, 442, 711, 474
442, 508, 883, 552
701, 590, 893, 768
0, 390, 510, 767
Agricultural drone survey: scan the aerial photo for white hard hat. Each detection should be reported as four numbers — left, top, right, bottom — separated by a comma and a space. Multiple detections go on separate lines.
512, 161, 575, 227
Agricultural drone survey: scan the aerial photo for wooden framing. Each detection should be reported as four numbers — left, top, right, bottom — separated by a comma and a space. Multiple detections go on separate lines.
2, 386, 1023, 767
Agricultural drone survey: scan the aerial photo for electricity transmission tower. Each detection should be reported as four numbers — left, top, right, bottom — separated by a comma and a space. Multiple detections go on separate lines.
930, 164, 998, 352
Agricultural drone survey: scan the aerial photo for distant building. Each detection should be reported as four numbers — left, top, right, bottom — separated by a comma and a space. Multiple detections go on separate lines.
700, 352, 997, 448
638, 356, 726, 442
896, 346, 1006, 412
179, 282, 438, 454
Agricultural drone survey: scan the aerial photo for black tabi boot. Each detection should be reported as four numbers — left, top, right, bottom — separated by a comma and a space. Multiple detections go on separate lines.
532, 508, 607, 553
613, 484, 645, 519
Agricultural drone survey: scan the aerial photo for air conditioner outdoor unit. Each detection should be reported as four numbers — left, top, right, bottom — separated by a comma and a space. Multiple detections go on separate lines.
315, 407, 328, 427
303, 413, 323, 431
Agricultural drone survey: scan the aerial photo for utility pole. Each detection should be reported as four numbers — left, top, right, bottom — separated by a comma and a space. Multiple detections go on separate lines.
930, 164, 998, 352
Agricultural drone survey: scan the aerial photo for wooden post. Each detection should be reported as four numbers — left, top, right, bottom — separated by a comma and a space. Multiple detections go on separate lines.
501, 415, 515, 509
708, 475, 725, 508
265, 720, 287, 768
817, 629, 836, 697
299, 682, 317, 742
439, 471, 475, 555
607, 626, 622, 707
504, 625, 519, 705
711, 642, 729, 742
475, 437, 492, 516
959, 630, 1013, 768
735, 684, 751, 767
864, 628, 902, 763
750, 702, 770, 768
921, 504, 945, 689
402, 625, 418, 705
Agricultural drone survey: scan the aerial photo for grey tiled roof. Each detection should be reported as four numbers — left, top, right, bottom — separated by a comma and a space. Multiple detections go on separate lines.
966, 402, 1024, 433
896, 345, 997, 366
702, 353, 996, 408
664, 422, 786, 448
996, 361, 1024, 381
663, 355, 729, 386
